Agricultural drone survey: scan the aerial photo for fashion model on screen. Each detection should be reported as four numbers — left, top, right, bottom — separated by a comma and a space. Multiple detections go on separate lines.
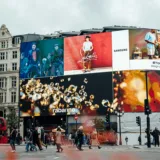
82, 36, 93, 72
145, 29, 158, 59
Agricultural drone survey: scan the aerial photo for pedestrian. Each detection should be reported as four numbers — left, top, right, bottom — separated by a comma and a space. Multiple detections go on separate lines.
26, 129, 33, 152
55, 126, 63, 152
77, 126, 84, 151
152, 127, 160, 147
40, 126, 47, 149
9, 126, 17, 152
89, 128, 101, 149
86, 132, 92, 149
125, 136, 128, 145
16, 130, 21, 145
68, 133, 72, 145
32, 127, 43, 151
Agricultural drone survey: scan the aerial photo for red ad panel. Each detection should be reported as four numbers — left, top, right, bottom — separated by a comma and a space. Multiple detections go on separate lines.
64, 32, 112, 73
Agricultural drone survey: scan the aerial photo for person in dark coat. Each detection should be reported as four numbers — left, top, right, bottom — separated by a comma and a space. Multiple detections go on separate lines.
77, 126, 84, 151
153, 127, 160, 147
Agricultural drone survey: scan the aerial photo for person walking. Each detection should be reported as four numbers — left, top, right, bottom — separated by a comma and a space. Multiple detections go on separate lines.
68, 133, 72, 145
55, 126, 63, 152
86, 132, 92, 149
33, 127, 43, 151
77, 126, 84, 151
40, 127, 47, 149
26, 129, 33, 152
89, 128, 101, 149
16, 130, 21, 145
9, 127, 17, 152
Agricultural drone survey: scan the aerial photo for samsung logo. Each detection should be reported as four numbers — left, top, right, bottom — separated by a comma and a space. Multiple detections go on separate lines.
114, 49, 128, 52
153, 61, 160, 65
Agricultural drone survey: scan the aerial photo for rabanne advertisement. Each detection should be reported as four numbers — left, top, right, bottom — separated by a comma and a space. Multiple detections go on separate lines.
20, 72, 113, 117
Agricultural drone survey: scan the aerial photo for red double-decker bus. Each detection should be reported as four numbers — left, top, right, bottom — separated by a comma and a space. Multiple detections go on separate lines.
0, 117, 8, 143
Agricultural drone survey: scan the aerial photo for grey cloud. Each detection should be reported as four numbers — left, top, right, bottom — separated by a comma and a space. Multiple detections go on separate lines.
1, 0, 160, 35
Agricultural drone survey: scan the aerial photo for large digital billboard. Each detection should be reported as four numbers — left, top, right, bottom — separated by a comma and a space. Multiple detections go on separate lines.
113, 70, 160, 112
129, 29, 160, 70
64, 32, 112, 75
20, 38, 64, 79
20, 72, 113, 117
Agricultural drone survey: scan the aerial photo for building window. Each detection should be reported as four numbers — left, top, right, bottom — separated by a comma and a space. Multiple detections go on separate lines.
6, 41, 8, 48
12, 63, 17, 71
11, 77, 16, 87
0, 93, 3, 103
0, 92, 6, 103
15, 37, 20, 44
5, 64, 7, 71
1, 41, 5, 48
4, 92, 6, 103
12, 51, 17, 59
0, 64, 5, 72
0, 52, 5, 60
6, 52, 8, 59
0, 78, 7, 88
11, 92, 16, 103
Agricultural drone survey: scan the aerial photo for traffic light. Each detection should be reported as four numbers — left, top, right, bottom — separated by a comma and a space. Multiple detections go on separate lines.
144, 99, 151, 115
106, 113, 110, 123
136, 116, 141, 126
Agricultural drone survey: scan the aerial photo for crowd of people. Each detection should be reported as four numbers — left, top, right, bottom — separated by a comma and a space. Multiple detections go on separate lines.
9, 125, 102, 153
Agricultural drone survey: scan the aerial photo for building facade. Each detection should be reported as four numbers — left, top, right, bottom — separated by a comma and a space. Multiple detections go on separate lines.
0, 24, 50, 136
0, 24, 20, 119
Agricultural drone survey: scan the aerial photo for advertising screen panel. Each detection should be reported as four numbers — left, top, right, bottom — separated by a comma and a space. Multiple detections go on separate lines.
112, 30, 130, 71
20, 72, 113, 117
20, 38, 64, 79
64, 32, 112, 75
129, 29, 160, 70
113, 70, 160, 112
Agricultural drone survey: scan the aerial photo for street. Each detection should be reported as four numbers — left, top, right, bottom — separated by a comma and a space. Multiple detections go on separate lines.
0, 145, 160, 160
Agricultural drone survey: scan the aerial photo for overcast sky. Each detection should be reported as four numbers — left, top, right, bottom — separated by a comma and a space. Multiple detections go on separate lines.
1, 0, 160, 35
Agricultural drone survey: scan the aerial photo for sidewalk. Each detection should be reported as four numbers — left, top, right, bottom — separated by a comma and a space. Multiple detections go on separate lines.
133, 144, 160, 152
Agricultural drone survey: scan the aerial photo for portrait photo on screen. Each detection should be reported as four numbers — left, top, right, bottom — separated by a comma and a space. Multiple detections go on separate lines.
113, 70, 160, 112
20, 72, 113, 117
64, 32, 112, 75
20, 38, 64, 79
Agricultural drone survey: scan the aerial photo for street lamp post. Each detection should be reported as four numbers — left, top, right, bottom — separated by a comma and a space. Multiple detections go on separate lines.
115, 106, 124, 145
74, 114, 78, 131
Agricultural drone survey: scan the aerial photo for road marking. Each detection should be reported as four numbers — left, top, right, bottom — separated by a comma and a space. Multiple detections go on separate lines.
53, 157, 59, 159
